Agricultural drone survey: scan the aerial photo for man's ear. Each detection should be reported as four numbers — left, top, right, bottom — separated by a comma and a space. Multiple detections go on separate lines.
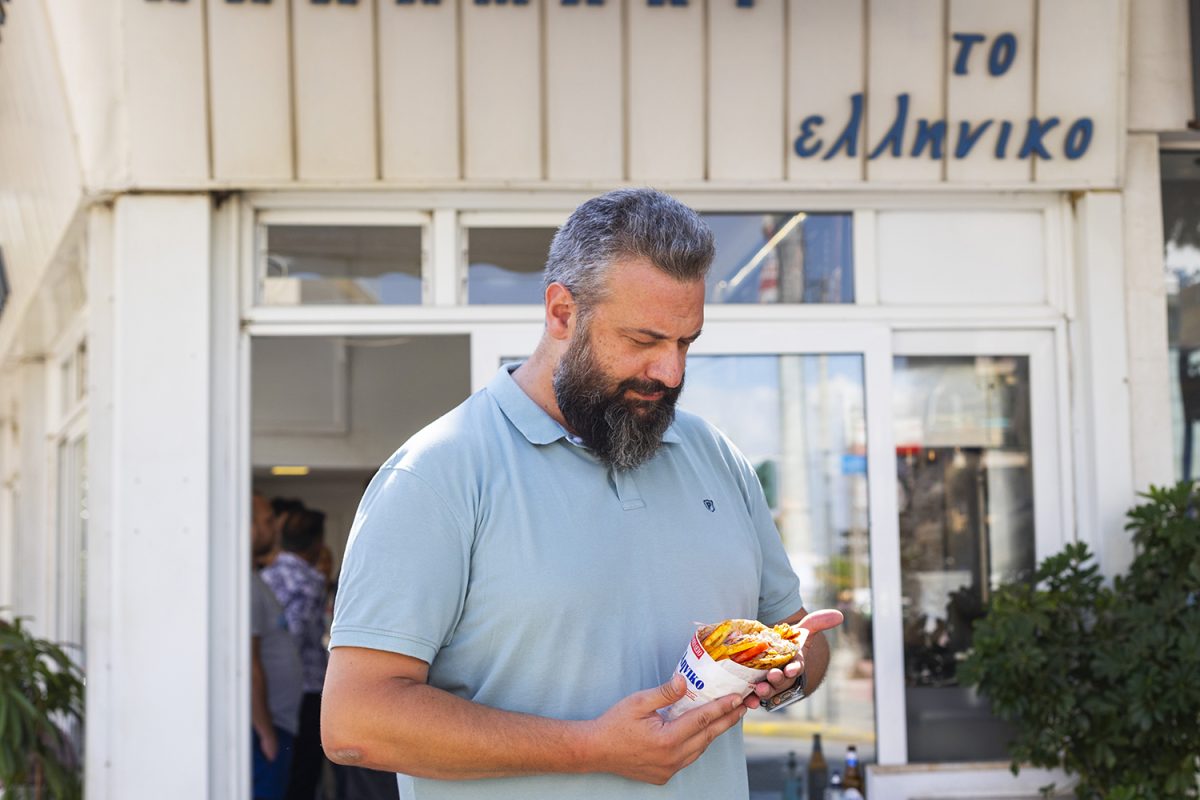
545, 282, 576, 341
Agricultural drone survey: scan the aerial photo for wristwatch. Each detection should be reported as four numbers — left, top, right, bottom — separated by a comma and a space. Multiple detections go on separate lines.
762, 671, 807, 712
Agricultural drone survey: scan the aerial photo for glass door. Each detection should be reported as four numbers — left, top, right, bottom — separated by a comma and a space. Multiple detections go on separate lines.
891, 329, 1066, 764
469, 322, 905, 771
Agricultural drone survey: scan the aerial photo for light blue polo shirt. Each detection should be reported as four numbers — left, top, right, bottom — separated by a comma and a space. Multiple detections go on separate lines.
332, 363, 803, 800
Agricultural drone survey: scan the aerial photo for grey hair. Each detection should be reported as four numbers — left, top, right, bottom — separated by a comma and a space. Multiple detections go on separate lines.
544, 188, 715, 316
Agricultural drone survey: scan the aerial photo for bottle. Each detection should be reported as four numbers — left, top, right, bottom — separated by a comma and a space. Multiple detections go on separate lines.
806, 734, 828, 800
842, 744, 864, 797
825, 770, 845, 800
782, 750, 802, 800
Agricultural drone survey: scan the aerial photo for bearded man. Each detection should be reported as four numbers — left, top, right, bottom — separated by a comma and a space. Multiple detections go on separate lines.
322, 189, 843, 800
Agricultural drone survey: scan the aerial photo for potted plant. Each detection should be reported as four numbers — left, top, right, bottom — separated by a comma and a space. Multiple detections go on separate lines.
959, 482, 1200, 799
0, 615, 84, 800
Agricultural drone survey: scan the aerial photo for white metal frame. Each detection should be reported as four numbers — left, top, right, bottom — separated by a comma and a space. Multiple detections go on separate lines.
45, 313, 89, 656
243, 206, 433, 312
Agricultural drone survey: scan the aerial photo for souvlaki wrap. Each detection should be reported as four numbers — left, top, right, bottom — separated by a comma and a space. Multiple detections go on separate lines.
664, 618, 810, 721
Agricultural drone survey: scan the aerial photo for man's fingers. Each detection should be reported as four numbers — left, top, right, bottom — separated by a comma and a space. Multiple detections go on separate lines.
797, 608, 844, 634
671, 693, 742, 736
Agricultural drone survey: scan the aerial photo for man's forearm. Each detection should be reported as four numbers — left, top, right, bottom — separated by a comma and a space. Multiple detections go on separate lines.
323, 676, 592, 780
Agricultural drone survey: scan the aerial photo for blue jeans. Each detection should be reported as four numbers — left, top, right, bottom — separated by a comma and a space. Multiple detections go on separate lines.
252, 726, 295, 800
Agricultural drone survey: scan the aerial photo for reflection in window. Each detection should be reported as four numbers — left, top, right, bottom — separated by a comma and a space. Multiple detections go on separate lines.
1162, 151, 1200, 480
702, 213, 853, 304
681, 354, 874, 767
893, 355, 1034, 762
467, 227, 557, 304
262, 225, 423, 306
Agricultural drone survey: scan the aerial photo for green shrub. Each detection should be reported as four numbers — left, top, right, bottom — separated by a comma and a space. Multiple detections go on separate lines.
959, 481, 1200, 799
0, 616, 83, 800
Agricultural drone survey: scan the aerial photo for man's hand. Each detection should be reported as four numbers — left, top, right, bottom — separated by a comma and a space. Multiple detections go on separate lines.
743, 608, 844, 710
257, 724, 279, 762
585, 675, 746, 785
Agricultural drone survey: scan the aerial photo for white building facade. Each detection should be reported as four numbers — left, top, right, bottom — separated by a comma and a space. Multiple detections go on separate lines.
0, 0, 1189, 796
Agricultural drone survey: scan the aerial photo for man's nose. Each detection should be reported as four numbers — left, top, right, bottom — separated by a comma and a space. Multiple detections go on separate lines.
646, 348, 686, 388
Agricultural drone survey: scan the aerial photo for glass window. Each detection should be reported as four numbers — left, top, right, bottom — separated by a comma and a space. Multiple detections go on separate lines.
893, 355, 1033, 762
466, 227, 557, 305
702, 213, 854, 304
262, 225, 423, 306
681, 354, 875, 768
1162, 151, 1200, 480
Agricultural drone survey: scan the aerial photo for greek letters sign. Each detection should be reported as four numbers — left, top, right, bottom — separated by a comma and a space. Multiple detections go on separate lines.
793, 31, 1094, 163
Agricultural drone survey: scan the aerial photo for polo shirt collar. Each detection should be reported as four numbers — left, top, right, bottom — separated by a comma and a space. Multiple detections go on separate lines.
486, 363, 682, 446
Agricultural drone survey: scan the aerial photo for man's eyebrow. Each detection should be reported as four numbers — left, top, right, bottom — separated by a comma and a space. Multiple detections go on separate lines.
623, 327, 704, 342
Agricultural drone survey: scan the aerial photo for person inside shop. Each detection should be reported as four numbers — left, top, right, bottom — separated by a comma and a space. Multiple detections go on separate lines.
251, 493, 304, 800
262, 507, 332, 800
321, 188, 844, 799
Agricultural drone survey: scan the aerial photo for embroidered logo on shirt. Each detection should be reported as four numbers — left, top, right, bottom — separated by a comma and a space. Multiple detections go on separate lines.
703, 499, 716, 512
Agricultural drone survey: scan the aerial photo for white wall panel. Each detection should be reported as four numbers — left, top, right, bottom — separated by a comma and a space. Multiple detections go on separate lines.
945, 0, 1034, 183
122, 0, 209, 184
207, 0, 292, 181
0, 0, 84, 361
787, 0, 864, 182
877, 211, 1045, 305
462, 1, 542, 180
1035, 0, 1123, 186
709, 0, 785, 181
1128, 0, 1191, 132
628, 2, 705, 180
545, 1, 623, 181
866, 0, 944, 183
42, 0, 124, 187
293, 0, 377, 181
380, 0, 460, 180
106, 195, 212, 800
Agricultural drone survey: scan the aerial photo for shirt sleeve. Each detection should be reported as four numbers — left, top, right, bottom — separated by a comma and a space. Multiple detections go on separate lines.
330, 466, 472, 665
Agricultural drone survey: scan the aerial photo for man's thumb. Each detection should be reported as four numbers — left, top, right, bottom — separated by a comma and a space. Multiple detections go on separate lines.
646, 674, 687, 710
798, 609, 845, 634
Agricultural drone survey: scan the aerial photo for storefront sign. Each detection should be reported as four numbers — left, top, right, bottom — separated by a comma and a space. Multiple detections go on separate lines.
793, 31, 1095, 163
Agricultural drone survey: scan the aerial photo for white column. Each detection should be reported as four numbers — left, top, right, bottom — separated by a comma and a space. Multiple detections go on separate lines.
88, 195, 211, 800
1122, 135, 1174, 493
1071, 192, 1137, 577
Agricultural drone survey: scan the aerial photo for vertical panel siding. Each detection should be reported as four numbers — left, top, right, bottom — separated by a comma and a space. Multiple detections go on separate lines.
1035, 0, 1123, 185
292, 0, 377, 181
462, 0, 542, 180
865, 0, 944, 183
123, 0, 209, 183
708, 0, 785, 181
944, 0, 1033, 183
545, 1, 623, 181
379, 1, 461, 180
628, 1, 705, 181
208, 0, 293, 181
786, 0, 865, 182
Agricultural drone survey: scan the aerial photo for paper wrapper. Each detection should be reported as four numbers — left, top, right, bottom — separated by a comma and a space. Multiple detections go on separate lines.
663, 632, 768, 721
663, 625, 811, 720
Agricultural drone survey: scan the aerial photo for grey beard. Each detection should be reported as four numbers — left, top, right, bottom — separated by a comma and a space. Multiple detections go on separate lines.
553, 328, 681, 471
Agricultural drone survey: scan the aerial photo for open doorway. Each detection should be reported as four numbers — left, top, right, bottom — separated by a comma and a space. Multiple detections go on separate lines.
248, 334, 469, 800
